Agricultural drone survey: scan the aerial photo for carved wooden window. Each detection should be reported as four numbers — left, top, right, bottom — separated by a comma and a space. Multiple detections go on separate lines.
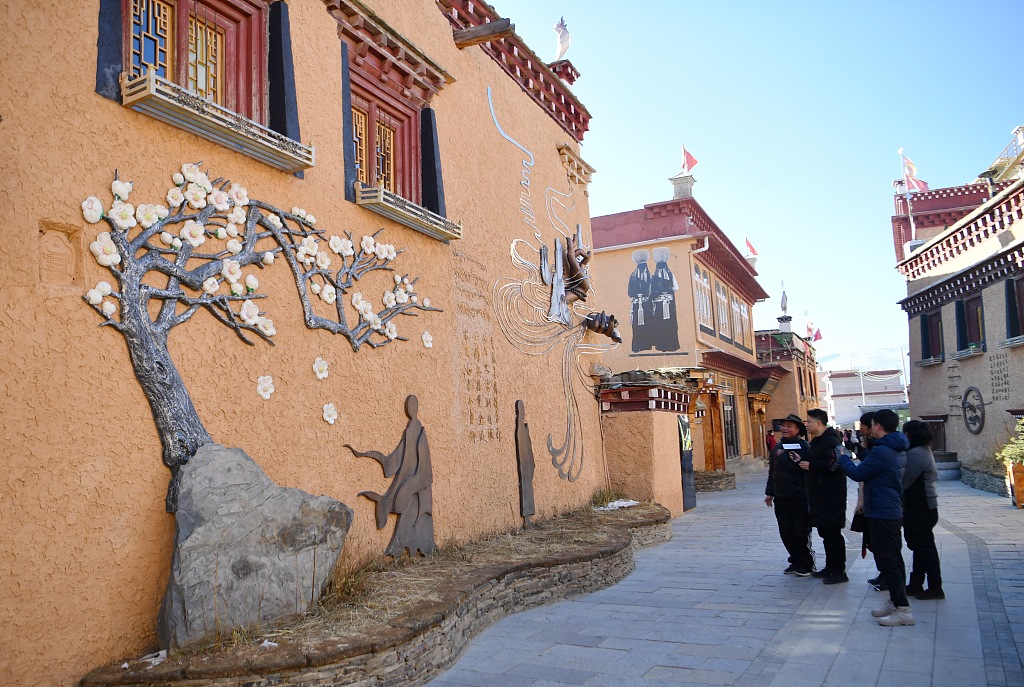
716, 282, 732, 340
350, 82, 418, 200
1008, 277, 1024, 338
351, 106, 369, 185
921, 311, 943, 358
740, 302, 752, 348
125, 0, 268, 122
694, 265, 713, 329
966, 295, 984, 345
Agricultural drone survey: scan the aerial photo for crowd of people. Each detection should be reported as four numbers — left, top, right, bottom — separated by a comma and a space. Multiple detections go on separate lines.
764, 409, 943, 627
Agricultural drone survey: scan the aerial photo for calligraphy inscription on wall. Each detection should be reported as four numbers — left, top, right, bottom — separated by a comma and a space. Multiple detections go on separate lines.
990, 352, 1010, 402
453, 249, 501, 443
946, 362, 963, 419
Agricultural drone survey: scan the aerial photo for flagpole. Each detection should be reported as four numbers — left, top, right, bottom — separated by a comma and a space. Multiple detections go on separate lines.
898, 148, 919, 242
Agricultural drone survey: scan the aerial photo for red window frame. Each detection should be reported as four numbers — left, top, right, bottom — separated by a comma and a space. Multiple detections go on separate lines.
349, 73, 421, 204
926, 312, 943, 357
124, 0, 268, 123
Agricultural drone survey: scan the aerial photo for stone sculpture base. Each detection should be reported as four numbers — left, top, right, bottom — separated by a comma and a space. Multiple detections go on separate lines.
157, 443, 353, 650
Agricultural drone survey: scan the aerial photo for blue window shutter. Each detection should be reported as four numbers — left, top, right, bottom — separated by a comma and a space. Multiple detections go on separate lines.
340, 42, 356, 203
420, 108, 446, 217
955, 300, 967, 351
920, 314, 930, 359
268, 1, 303, 178
95, 0, 123, 102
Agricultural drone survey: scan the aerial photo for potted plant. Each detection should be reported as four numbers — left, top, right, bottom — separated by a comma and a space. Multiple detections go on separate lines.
997, 418, 1024, 508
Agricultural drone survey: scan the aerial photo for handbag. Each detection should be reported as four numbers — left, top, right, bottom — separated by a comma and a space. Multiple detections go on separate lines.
850, 512, 866, 533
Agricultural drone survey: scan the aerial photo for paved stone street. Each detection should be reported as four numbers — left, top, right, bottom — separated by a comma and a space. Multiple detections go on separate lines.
425, 473, 1024, 687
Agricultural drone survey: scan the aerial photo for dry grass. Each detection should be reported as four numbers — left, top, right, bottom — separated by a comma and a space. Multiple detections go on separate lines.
184, 499, 661, 656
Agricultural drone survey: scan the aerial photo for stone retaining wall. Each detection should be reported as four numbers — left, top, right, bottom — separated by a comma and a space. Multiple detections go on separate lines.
961, 467, 1009, 497
694, 470, 737, 492
82, 509, 672, 687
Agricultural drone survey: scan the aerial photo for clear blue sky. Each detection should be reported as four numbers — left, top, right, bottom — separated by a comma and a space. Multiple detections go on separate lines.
506, 0, 1023, 375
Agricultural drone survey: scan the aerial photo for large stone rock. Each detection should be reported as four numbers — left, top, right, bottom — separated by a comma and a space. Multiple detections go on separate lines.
157, 443, 353, 650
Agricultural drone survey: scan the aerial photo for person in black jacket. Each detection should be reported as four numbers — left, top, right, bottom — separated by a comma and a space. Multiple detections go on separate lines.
765, 414, 814, 576
798, 409, 848, 584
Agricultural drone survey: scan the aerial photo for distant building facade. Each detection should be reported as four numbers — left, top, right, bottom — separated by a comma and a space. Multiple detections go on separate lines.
754, 318, 821, 428
590, 172, 772, 470
828, 369, 907, 428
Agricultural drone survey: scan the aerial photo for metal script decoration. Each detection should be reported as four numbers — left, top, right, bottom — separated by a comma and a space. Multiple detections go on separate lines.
487, 86, 620, 482
514, 400, 537, 525
351, 396, 436, 556
962, 386, 986, 435
79, 164, 439, 511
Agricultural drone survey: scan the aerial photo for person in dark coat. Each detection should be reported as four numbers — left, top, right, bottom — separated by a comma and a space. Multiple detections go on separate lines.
838, 409, 914, 626
765, 414, 814, 575
627, 249, 652, 352
799, 409, 848, 584
902, 420, 943, 599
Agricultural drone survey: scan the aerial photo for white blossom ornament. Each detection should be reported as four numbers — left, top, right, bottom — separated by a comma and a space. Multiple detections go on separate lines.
316, 252, 331, 270
395, 288, 409, 305
202, 277, 219, 295
159, 232, 174, 246
306, 214, 316, 225
257, 317, 276, 336
227, 183, 249, 206
136, 203, 168, 229
172, 172, 185, 186
422, 331, 433, 348
422, 298, 431, 307
214, 227, 227, 240
321, 283, 337, 305
90, 232, 121, 267
82, 197, 104, 224
181, 163, 202, 182
102, 300, 117, 317
323, 403, 338, 425
262, 251, 275, 265
111, 179, 133, 201
86, 289, 103, 305
209, 190, 231, 212
166, 187, 185, 208
239, 300, 260, 325
221, 259, 242, 283
108, 201, 137, 231
226, 239, 243, 255
96, 281, 112, 297
310, 282, 321, 295
385, 322, 398, 340
245, 274, 259, 292
313, 356, 329, 380
171, 237, 182, 250
230, 282, 244, 296
394, 273, 403, 284
360, 235, 375, 254
179, 220, 206, 248
266, 214, 282, 229
230, 207, 247, 225
383, 291, 397, 308
257, 375, 275, 400
183, 183, 208, 209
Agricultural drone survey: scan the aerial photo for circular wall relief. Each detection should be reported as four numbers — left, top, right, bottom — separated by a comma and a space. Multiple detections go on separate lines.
962, 386, 985, 435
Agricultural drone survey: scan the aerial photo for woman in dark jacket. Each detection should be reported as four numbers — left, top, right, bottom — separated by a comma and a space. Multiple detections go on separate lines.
902, 421, 943, 599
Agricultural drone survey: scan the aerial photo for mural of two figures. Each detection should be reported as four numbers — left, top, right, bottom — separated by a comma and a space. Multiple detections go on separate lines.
628, 247, 679, 352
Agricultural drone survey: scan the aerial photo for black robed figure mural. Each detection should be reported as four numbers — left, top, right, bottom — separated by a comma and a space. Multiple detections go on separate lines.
628, 247, 679, 353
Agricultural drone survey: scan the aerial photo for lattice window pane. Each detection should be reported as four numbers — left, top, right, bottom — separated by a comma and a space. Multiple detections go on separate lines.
188, 11, 225, 104
352, 107, 368, 185
376, 121, 395, 192
131, 0, 174, 79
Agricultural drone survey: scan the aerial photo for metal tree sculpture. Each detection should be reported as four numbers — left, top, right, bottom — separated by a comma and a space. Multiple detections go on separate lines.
80, 164, 439, 511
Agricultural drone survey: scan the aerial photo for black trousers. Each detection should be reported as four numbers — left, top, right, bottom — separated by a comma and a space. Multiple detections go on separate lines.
868, 517, 908, 607
904, 507, 941, 589
816, 526, 846, 573
774, 497, 813, 570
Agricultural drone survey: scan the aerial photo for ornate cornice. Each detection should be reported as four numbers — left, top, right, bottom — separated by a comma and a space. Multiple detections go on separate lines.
325, 0, 454, 109
436, 0, 591, 141
899, 242, 1024, 316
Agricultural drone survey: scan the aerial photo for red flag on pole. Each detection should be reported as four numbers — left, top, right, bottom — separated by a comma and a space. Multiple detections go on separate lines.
813, 329, 822, 342
745, 238, 758, 256
682, 144, 698, 174
902, 155, 930, 192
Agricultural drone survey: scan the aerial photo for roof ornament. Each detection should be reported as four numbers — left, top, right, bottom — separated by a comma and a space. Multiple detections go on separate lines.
554, 17, 572, 61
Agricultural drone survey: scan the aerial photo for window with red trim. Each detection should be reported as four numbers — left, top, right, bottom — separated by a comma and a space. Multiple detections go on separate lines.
348, 74, 421, 203
125, 0, 268, 123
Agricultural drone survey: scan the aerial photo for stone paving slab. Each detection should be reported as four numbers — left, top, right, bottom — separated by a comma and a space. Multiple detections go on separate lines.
426, 473, 1024, 687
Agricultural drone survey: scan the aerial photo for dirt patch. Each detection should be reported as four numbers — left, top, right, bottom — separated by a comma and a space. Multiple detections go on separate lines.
83, 502, 669, 685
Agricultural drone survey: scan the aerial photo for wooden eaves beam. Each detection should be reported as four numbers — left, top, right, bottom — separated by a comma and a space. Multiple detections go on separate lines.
453, 18, 514, 49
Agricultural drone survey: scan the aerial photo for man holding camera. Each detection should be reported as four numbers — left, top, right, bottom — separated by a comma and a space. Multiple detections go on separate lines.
765, 414, 814, 576
798, 409, 848, 585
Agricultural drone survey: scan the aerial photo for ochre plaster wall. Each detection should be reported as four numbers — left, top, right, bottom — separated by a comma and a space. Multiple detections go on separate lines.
600, 411, 684, 517
0, 1, 613, 683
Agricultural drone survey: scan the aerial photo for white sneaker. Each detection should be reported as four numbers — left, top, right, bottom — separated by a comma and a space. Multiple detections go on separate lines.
878, 606, 915, 626
871, 599, 896, 618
